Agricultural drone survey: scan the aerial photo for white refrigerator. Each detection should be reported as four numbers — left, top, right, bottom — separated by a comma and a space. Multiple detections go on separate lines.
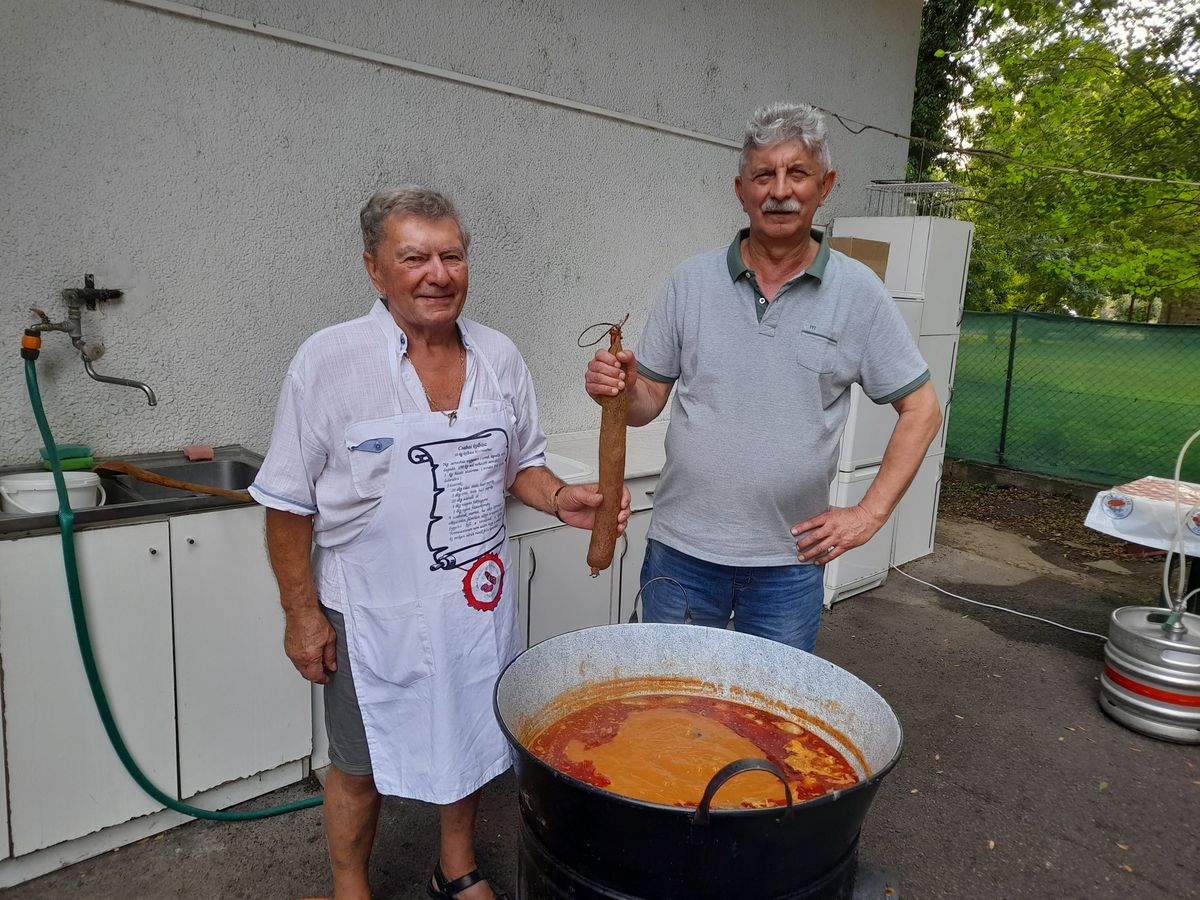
823, 216, 973, 602
822, 295, 923, 605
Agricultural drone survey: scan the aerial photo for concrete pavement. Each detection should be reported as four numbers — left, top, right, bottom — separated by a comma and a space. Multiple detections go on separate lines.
6, 514, 1196, 899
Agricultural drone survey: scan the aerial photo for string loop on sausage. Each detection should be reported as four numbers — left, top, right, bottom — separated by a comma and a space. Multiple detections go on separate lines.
577, 313, 630, 348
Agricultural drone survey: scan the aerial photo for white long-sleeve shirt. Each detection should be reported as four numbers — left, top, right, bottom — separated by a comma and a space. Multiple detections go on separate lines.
250, 299, 547, 609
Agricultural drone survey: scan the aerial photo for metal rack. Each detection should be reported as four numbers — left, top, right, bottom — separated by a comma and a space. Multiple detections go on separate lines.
864, 180, 969, 219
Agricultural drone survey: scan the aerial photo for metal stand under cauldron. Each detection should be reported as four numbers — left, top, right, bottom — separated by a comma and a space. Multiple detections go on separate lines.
494, 624, 905, 900
519, 823, 900, 898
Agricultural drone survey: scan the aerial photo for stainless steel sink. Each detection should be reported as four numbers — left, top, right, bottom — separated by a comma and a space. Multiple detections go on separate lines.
112, 459, 259, 499
0, 445, 263, 537
99, 477, 146, 506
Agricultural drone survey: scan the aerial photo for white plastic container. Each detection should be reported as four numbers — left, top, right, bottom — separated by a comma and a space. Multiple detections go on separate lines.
0, 471, 106, 515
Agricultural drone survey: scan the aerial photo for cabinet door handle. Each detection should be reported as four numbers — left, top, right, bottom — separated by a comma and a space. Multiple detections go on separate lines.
526, 545, 537, 593
525, 545, 537, 647
186, 538, 196, 545
615, 533, 629, 625
148, 547, 158, 555
644, 489, 655, 497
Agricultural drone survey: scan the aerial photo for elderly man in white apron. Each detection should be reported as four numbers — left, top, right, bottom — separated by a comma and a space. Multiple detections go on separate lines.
251, 187, 629, 900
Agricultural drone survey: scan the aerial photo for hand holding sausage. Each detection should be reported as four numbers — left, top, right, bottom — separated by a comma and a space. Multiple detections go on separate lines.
557, 482, 632, 533
586, 347, 638, 404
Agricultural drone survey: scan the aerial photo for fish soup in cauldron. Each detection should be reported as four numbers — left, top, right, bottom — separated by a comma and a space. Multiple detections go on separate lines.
525, 686, 859, 808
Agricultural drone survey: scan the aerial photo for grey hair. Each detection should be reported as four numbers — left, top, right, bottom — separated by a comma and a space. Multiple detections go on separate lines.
739, 102, 832, 173
360, 186, 471, 255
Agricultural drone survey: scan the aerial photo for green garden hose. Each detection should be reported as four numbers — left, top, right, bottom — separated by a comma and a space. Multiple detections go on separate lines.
23, 354, 322, 821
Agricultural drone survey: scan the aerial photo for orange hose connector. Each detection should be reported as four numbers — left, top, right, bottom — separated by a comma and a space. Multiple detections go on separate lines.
21, 330, 42, 360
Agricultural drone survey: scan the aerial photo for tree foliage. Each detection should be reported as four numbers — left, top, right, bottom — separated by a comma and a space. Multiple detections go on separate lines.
909, 0, 977, 180
912, 1, 1200, 317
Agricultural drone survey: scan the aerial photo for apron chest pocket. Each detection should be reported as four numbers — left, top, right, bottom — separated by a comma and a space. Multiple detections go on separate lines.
350, 601, 434, 689
346, 421, 396, 500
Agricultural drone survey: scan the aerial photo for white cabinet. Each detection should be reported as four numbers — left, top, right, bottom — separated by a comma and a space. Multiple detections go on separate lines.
892, 455, 945, 566
0, 523, 177, 854
507, 536, 524, 648
918, 334, 959, 455
0, 507, 313, 859
170, 506, 310, 798
920, 220, 974, 334
520, 526, 615, 646
830, 217, 974, 333
823, 467, 897, 606
613, 475, 657, 624
511, 472, 658, 646
615, 510, 652, 624
826, 216, 972, 582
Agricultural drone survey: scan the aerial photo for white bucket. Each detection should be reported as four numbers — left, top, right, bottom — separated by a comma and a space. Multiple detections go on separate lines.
0, 471, 107, 515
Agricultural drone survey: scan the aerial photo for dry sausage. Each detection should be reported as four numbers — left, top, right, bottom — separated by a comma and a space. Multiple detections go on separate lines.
587, 325, 628, 575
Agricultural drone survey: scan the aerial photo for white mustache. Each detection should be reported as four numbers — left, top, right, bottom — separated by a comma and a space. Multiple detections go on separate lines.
761, 198, 802, 212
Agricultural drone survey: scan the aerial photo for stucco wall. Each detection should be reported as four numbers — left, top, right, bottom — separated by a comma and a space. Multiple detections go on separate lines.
0, 0, 921, 465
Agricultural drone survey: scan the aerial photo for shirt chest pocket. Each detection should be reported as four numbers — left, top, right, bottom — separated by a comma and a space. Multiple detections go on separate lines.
797, 326, 838, 375
345, 419, 397, 500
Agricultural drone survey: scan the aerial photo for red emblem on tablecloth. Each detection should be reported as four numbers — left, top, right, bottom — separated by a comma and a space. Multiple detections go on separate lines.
462, 552, 505, 611
1102, 492, 1133, 519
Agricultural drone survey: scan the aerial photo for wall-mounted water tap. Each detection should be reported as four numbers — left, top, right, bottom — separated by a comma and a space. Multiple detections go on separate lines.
63, 274, 123, 310
27, 274, 158, 406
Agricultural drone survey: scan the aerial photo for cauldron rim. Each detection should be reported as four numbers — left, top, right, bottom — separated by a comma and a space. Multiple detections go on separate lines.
493, 624, 905, 819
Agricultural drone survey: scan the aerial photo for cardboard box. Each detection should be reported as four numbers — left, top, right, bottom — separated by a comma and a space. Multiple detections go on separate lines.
828, 236, 889, 281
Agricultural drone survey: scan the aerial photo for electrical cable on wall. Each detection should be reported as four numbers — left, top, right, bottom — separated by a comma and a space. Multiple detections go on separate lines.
816, 107, 1200, 189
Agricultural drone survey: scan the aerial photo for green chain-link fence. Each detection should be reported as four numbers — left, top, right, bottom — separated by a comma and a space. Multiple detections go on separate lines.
947, 312, 1200, 485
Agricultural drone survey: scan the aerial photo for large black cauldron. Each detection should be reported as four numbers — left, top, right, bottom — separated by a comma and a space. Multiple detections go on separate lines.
494, 624, 902, 899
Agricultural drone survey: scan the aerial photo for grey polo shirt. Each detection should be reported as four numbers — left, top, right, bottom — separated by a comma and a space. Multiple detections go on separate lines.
637, 228, 930, 567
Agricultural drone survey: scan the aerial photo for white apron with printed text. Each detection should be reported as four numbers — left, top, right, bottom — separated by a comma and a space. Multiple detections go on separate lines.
328, 323, 520, 803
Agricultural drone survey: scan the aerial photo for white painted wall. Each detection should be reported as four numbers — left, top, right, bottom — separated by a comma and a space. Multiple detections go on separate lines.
0, 0, 921, 465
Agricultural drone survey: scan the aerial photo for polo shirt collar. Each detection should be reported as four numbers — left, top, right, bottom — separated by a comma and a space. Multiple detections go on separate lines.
726, 227, 830, 284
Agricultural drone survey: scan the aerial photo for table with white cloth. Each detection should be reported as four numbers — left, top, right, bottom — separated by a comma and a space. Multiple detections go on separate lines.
1084, 475, 1200, 611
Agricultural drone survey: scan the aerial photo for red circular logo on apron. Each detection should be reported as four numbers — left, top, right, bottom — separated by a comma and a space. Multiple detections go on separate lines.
462, 552, 505, 611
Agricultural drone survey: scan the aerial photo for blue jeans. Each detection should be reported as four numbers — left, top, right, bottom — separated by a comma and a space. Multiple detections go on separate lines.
638, 540, 826, 652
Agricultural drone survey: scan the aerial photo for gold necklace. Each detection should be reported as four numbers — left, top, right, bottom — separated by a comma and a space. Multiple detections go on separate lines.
421, 347, 466, 426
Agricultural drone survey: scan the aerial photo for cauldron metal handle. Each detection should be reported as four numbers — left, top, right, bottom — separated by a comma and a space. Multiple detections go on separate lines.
631, 575, 694, 625
690, 757, 795, 834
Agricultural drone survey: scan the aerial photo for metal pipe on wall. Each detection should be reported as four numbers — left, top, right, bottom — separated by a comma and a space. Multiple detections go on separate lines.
117, 0, 742, 151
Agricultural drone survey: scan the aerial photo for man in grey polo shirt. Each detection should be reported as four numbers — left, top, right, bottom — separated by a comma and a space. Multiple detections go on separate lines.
585, 102, 942, 652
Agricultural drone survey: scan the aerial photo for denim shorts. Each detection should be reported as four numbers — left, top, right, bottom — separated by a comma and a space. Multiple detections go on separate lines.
638, 540, 826, 652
